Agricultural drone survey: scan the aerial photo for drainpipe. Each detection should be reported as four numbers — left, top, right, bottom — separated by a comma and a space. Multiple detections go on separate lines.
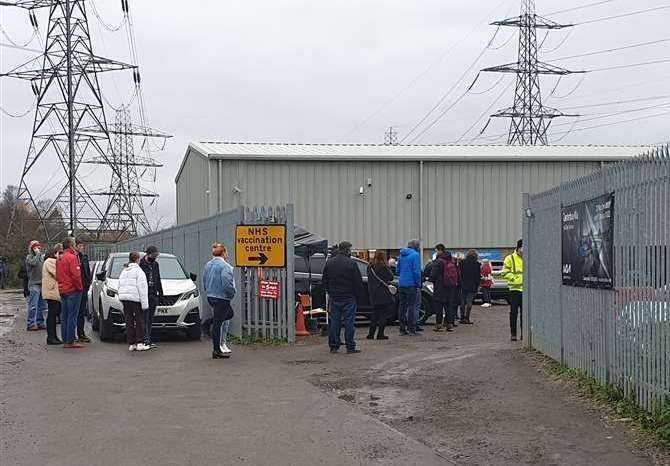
419, 160, 424, 264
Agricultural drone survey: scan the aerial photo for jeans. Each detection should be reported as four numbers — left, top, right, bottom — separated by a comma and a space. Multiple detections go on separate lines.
144, 294, 159, 344
414, 288, 422, 328
77, 287, 89, 338
27, 284, 47, 328
398, 287, 417, 333
482, 288, 491, 304
434, 288, 458, 327
329, 298, 357, 351
460, 290, 476, 322
122, 300, 145, 345
509, 291, 523, 338
210, 298, 232, 353
46, 299, 61, 341
61, 292, 82, 344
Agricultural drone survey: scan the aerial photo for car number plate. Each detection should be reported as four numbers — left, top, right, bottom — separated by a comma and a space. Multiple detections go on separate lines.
156, 307, 170, 314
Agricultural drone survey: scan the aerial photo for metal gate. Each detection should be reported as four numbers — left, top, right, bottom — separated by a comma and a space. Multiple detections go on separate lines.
117, 205, 296, 342
523, 145, 669, 412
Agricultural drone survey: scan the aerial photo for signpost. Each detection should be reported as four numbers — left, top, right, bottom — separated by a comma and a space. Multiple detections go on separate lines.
235, 224, 287, 268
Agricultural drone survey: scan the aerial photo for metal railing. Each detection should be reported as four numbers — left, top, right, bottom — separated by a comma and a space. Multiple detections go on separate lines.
523, 145, 669, 413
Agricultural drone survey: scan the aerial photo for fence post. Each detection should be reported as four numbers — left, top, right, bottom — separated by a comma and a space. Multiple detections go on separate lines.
286, 204, 296, 344
522, 193, 532, 348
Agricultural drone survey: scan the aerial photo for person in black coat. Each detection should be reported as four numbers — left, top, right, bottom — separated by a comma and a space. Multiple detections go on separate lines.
367, 251, 395, 340
140, 245, 164, 348
429, 245, 460, 332
322, 242, 365, 354
460, 249, 482, 325
76, 239, 93, 342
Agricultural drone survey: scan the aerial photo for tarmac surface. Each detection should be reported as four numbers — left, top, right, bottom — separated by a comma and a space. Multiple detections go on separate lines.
0, 289, 662, 465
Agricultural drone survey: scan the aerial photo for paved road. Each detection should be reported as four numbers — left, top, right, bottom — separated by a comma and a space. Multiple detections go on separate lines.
0, 290, 657, 465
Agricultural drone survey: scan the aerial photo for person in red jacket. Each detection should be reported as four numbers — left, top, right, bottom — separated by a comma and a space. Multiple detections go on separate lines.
56, 237, 85, 349
481, 259, 494, 308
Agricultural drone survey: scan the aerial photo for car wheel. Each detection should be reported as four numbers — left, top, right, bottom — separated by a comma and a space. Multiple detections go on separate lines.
186, 323, 201, 340
99, 301, 113, 342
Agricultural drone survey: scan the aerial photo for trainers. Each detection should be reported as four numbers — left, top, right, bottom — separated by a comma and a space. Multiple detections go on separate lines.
366, 334, 375, 340
135, 343, 150, 351
212, 351, 230, 359
78, 335, 92, 343
220, 343, 232, 354
399, 330, 409, 336
346, 349, 361, 354
329, 347, 339, 354
129, 344, 137, 352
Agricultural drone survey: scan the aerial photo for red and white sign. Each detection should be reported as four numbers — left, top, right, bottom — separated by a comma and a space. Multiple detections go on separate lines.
259, 280, 280, 300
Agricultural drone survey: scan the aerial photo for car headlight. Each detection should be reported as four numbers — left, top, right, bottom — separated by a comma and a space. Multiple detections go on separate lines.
180, 289, 199, 301
106, 288, 117, 297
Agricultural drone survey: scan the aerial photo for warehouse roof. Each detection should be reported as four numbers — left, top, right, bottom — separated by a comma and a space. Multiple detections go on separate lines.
178, 141, 654, 182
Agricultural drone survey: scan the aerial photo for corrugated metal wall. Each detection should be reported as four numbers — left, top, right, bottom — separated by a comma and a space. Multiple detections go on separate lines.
177, 156, 601, 250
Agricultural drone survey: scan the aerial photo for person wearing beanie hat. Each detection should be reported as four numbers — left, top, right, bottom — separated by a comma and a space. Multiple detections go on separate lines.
502, 239, 524, 341
25, 240, 47, 331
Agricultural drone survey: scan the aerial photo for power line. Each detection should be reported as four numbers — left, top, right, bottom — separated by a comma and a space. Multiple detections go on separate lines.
549, 74, 587, 99
544, 0, 617, 16
0, 41, 41, 53
342, 0, 510, 139
562, 94, 670, 110
589, 59, 670, 73
553, 38, 670, 62
550, 109, 670, 136
453, 78, 514, 143
89, 0, 126, 32
577, 5, 670, 25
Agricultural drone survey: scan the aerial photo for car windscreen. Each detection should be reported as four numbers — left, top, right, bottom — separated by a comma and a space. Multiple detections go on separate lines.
107, 256, 188, 280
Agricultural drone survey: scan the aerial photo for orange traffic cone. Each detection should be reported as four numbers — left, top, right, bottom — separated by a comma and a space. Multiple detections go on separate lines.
295, 303, 310, 337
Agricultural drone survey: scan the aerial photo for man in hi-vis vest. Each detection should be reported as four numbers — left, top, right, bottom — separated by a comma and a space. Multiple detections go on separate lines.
502, 239, 524, 341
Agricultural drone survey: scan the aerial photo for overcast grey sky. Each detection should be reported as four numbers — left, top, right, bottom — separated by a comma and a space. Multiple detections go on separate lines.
1, 0, 668, 225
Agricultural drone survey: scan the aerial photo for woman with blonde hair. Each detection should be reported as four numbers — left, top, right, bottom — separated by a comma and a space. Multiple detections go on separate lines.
42, 243, 63, 345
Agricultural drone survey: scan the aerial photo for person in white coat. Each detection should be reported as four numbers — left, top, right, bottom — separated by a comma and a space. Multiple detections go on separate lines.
118, 252, 150, 352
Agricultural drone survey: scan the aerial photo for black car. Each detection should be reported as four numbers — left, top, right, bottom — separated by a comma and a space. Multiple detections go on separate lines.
294, 254, 434, 324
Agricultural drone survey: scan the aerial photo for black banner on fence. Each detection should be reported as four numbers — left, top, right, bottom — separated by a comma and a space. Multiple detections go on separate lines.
561, 193, 615, 288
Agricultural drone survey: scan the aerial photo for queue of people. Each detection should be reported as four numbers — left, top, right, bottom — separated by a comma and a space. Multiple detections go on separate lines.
322, 238, 525, 352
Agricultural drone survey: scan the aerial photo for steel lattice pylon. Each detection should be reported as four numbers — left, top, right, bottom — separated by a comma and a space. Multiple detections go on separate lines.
482, 0, 582, 145
2, 0, 168, 241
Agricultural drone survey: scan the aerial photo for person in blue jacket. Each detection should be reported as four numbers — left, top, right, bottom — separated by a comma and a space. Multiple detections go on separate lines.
396, 239, 422, 336
203, 242, 236, 359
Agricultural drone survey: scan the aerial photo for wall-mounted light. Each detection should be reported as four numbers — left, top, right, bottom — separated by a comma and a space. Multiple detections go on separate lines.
406, 193, 413, 200
359, 186, 365, 196
525, 208, 534, 218
366, 178, 372, 187
232, 186, 242, 194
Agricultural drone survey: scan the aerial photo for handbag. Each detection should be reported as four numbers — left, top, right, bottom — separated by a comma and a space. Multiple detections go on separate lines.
369, 265, 397, 296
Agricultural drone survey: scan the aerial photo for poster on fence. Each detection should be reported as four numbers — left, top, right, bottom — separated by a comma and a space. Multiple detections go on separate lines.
561, 193, 615, 288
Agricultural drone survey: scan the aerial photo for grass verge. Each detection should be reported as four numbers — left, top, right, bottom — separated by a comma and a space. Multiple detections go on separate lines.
527, 349, 670, 447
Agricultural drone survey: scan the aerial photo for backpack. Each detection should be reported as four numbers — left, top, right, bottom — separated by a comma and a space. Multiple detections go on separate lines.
441, 259, 459, 288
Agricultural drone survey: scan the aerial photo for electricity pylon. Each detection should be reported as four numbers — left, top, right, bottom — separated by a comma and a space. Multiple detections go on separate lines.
481, 0, 582, 145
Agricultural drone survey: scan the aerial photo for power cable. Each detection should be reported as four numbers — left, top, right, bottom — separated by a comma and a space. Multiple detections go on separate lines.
453, 78, 514, 143
549, 73, 587, 99
342, 0, 510, 139
540, 29, 574, 54
550, 109, 670, 136
550, 117, 581, 143
562, 94, 670, 110
544, 0, 617, 16
0, 97, 36, 117
553, 38, 670, 62
467, 73, 506, 95
0, 41, 41, 53
89, 0, 126, 32
577, 5, 670, 26
401, 33, 499, 144
0, 23, 37, 48
552, 101, 670, 127
588, 59, 670, 73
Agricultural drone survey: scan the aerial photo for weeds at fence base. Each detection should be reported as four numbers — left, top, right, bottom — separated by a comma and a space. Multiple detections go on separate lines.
229, 333, 287, 346
526, 349, 670, 447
